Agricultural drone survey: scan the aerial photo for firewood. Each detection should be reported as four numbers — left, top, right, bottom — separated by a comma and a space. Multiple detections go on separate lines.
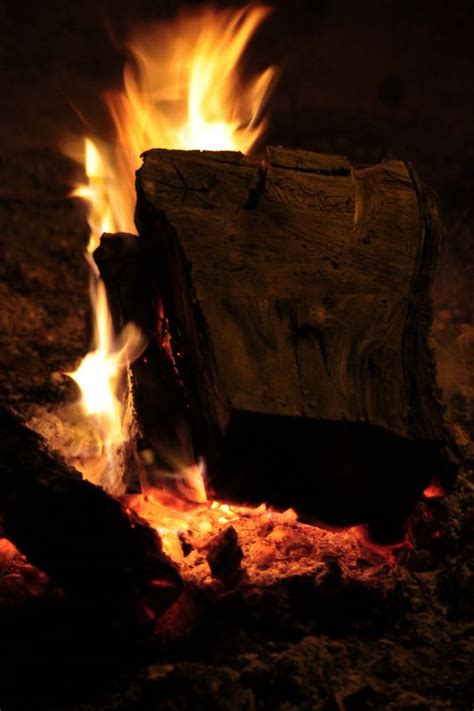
94, 234, 198, 498
0, 406, 182, 621
101, 147, 456, 536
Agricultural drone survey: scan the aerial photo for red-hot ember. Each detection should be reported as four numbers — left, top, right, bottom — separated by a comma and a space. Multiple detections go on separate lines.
423, 481, 446, 499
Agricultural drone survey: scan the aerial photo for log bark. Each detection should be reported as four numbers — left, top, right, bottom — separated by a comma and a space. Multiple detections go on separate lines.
106, 147, 456, 535
0, 406, 182, 621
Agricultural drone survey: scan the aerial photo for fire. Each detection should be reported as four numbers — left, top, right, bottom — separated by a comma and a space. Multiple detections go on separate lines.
66, 5, 276, 499
67, 280, 143, 465
68, 138, 145, 490
71, 138, 130, 255
105, 4, 276, 229
71, 5, 276, 246
125, 492, 295, 563
115, 4, 275, 153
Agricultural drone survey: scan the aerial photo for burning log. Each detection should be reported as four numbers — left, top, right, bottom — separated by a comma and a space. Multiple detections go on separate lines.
0, 406, 182, 621
98, 147, 456, 540
94, 234, 201, 501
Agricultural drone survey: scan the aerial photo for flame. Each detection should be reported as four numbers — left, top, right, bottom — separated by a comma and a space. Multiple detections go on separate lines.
104, 4, 276, 229
124, 491, 296, 562
71, 138, 131, 255
71, 5, 276, 245
115, 5, 275, 152
68, 137, 145, 490
67, 280, 143, 462
66, 5, 276, 496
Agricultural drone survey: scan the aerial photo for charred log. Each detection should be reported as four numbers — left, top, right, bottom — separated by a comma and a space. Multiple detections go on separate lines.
94, 234, 198, 498
98, 147, 456, 537
0, 406, 182, 621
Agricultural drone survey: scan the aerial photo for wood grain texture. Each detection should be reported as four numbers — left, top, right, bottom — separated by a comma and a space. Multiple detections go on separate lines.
136, 147, 446, 454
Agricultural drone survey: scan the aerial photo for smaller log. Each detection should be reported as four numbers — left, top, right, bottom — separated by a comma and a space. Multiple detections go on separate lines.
93, 233, 154, 337
94, 234, 198, 499
0, 407, 182, 622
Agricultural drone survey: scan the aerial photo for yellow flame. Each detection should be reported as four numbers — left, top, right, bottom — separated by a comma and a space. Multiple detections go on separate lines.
67, 280, 143, 458
80, 4, 276, 241
115, 5, 275, 153
68, 137, 145, 486
71, 138, 132, 255
67, 4, 276, 495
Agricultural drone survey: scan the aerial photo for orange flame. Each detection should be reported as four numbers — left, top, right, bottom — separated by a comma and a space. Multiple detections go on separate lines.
66, 5, 276, 497
106, 4, 276, 231
71, 138, 130, 255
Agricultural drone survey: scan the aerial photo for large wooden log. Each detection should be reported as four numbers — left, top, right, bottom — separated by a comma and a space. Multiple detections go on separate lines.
0, 406, 182, 621
126, 147, 455, 537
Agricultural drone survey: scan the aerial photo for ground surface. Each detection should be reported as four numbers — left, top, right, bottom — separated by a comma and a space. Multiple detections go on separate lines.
0, 1, 473, 709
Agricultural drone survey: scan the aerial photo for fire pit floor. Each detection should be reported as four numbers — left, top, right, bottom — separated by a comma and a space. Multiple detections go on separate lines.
0, 480, 472, 711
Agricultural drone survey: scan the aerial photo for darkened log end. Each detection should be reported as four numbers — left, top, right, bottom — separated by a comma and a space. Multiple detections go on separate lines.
0, 406, 183, 624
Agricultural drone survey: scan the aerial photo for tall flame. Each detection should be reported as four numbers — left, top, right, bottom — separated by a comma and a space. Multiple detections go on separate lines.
67, 5, 276, 494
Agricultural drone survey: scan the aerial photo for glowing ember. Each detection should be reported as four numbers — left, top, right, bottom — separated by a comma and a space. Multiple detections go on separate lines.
423, 481, 446, 499
125, 491, 297, 564
124, 491, 392, 585
65, 5, 276, 500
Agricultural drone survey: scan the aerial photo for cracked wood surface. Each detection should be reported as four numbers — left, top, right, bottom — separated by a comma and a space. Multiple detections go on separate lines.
136, 147, 445, 448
